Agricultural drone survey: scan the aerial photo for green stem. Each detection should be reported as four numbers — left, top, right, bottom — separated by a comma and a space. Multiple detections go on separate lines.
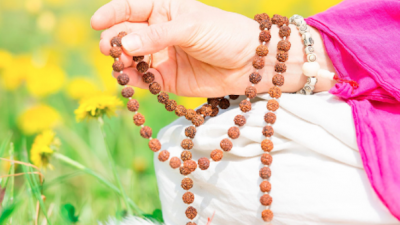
9, 143, 14, 223
52, 152, 143, 215
97, 117, 133, 216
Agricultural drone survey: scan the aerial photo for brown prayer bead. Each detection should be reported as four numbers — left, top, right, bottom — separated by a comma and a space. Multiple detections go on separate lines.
121, 87, 134, 98
256, 45, 269, 56
271, 14, 282, 24
277, 50, 288, 62
185, 126, 196, 138
279, 25, 291, 37
260, 19, 272, 30
228, 126, 240, 139
259, 30, 271, 42
181, 139, 194, 150
239, 100, 252, 113
158, 150, 170, 162
185, 109, 197, 121
269, 86, 282, 99
254, 13, 269, 23
229, 95, 239, 100
137, 61, 149, 73
118, 31, 127, 38
267, 99, 280, 112
210, 149, 223, 162
180, 166, 191, 175
117, 73, 129, 85
234, 115, 246, 126
262, 209, 274, 222
127, 99, 139, 112
181, 151, 192, 161
142, 72, 155, 84
253, 57, 265, 69
133, 55, 144, 62
260, 180, 271, 192
278, 40, 291, 52
113, 61, 124, 72
261, 153, 273, 165
201, 104, 212, 117
148, 139, 161, 152
182, 192, 195, 204
186, 222, 197, 225
262, 126, 274, 137
245, 86, 257, 99
133, 113, 145, 126
261, 139, 274, 152
210, 106, 219, 117
169, 157, 181, 169
165, 99, 177, 112
185, 206, 197, 220
192, 115, 204, 127
110, 36, 122, 47
277, 16, 289, 27
140, 126, 152, 139
264, 112, 276, 124
260, 194, 273, 206
272, 74, 284, 86
198, 157, 210, 170
220, 138, 233, 152
260, 167, 271, 179
219, 98, 230, 109
275, 62, 287, 73
149, 82, 161, 95
175, 105, 187, 117
250, 72, 262, 84
110, 46, 122, 58
208, 98, 220, 107
184, 160, 197, 172
181, 178, 193, 190
157, 92, 169, 104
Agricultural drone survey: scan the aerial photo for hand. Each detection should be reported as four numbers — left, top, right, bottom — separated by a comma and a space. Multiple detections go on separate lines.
91, 0, 335, 97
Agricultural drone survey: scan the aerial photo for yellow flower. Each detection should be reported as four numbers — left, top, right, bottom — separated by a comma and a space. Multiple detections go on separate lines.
74, 94, 123, 121
18, 104, 61, 135
30, 130, 60, 169
26, 63, 66, 98
0, 50, 13, 69
37, 11, 57, 32
1, 55, 32, 90
66, 77, 100, 100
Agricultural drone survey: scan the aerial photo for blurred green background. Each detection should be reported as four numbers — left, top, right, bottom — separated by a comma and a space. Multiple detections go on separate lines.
0, 0, 341, 224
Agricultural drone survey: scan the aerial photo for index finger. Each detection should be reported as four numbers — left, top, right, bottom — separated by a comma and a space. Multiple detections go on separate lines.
91, 0, 154, 30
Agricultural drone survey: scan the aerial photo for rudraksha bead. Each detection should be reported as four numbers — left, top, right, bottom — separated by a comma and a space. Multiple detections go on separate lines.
157, 92, 169, 104
185, 206, 197, 220
180, 166, 191, 175
165, 99, 177, 112
259, 167, 271, 179
181, 139, 194, 150
113, 61, 124, 72
208, 98, 220, 107
175, 105, 187, 117
267, 99, 280, 112
185, 109, 197, 121
149, 82, 161, 95
260, 194, 273, 206
169, 157, 181, 169
262, 209, 273, 222
262, 126, 274, 137
110, 46, 122, 58
148, 138, 161, 152
181, 151, 192, 161
210, 149, 223, 162
210, 106, 219, 117
259, 30, 271, 42
269, 86, 282, 99
260, 19, 272, 30
264, 112, 276, 124
229, 95, 239, 100
158, 150, 170, 162
121, 87, 134, 98
275, 62, 287, 73
196, 108, 202, 115
142, 72, 155, 84
118, 31, 127, 38
279, 25, 291, 37
181, 178, 193, 190
277, 50, 288, 62
182, 192, 195, 204
239, 100, 252, 113
260, 180, 271, 192
245, 86, 257, 99
127, 99, 139, 112
278, 40, 291, 52
198, 157, 210, 170
110, 36, 122, 47
201, 104, 212, 117
249, 72, 262, 84
133, 55, 144, 62
220, 138, 233, 152
140, 126, 152, 139
228, 126, 240, 139
185, 126, 196, 138
253, 57, 265, 70
261, 153, 273, 165
234, 115, 246, 126
261, 139, 274, 152
137, 61, 149, 73
272, 74, 284, 86
277, 16, 289, 27
219, 98, 230, 109
117, 73, 129, 85
186, 222, 197, 225
184, 160, 197, 172
133, 113, 145, 126
254, 13, 269, 23
256, 45, 269, 57
271, 14, 282, 24
192, 115, 204, 127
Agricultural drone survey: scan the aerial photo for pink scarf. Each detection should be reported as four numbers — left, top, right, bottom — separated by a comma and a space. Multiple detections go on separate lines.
306, 0, 400, 220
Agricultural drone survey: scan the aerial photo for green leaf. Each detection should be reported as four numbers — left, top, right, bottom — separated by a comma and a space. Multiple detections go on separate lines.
61, 203, 79, 223
0, 202, 17, 223
152, 209, 163, 222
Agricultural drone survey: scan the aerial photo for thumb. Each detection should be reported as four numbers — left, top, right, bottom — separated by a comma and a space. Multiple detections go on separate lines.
121, 21, 189, 55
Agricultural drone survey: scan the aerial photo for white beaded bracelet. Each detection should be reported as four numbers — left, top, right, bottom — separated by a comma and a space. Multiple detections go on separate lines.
290, 15, 335, 95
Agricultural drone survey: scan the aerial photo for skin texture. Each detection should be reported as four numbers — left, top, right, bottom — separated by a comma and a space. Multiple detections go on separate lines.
91, 0, 336, 97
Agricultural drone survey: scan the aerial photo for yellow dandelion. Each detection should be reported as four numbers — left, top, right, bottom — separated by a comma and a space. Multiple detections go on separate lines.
1, 55, 32, 90
18, 104, 61, 135
66, 77, 100, 100
30, 130, 60, 169
0, 49, 13, 69
74, 93, 123, 122
26, 63, 66, 98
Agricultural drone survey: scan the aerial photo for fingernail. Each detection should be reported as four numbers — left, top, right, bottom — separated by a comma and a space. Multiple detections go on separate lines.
122, 34, 141, 52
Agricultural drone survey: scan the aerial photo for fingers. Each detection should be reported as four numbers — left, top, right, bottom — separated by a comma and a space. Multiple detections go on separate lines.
121, 20, 190, 56
91, 0, 154, 30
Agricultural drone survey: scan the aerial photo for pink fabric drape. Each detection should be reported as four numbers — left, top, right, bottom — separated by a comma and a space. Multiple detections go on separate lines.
306, 0, 400, 220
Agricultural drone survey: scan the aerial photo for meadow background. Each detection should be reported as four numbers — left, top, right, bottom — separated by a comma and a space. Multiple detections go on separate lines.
0, 0, 341, 224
